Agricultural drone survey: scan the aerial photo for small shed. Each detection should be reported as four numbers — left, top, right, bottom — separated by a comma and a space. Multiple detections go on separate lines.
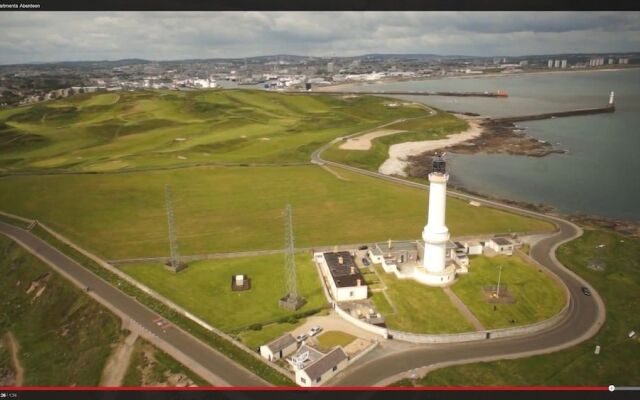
464, 241, 484, 255
259, 333, 298, 362
231, 274, 251, 291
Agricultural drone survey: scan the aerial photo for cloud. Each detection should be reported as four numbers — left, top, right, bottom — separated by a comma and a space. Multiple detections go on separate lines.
0, 12, 638, 64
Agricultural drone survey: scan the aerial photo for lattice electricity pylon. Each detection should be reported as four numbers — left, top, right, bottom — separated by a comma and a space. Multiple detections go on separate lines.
279, 204, 306, 310
284, 203, 298, 299
165, 184, 180, 271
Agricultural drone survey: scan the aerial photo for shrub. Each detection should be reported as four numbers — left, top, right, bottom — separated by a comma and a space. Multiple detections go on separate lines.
249, 323, 262, 331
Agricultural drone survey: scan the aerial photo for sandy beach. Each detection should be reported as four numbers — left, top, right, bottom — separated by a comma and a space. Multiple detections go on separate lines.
378, 118, 484, 177
339, 129, 407, 150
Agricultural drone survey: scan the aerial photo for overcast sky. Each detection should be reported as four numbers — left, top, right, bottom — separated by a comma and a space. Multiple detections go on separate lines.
1, 12, 639, 64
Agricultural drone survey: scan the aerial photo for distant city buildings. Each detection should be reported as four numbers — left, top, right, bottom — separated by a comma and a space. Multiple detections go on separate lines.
327, 62, 334, 73
0, 52, 635, 107
548, 59, 568, 69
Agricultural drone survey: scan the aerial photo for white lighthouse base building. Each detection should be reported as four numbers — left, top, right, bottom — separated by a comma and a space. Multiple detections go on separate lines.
367, 154, 464, 287
368, 240, 462, 287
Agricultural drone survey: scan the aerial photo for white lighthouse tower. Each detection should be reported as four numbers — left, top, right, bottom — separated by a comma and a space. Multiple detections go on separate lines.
422, 154, 449, 273
416, 153, 457, 286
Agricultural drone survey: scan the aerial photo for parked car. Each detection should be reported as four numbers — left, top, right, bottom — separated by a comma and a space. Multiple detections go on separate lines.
361, 257, 370, 266
295, 334, 307, 343
358, 245, 368, 250
581, 286, 591, 296
308, 326, 322, 337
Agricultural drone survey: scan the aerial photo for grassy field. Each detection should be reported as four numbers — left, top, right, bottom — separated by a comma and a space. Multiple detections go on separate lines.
0, 165, 553, 260
119, 253, 328, 333
371, 265, 474, 334
322, 111, 469, 172
10, 217, 292, 385
394, 229, 640, 386
237, 319, 307, 350
316, 331, 357, 352
0, 90, 433, 171
0, 235, 122, 385
123, 337, 209, 387
451, 254, 566, 330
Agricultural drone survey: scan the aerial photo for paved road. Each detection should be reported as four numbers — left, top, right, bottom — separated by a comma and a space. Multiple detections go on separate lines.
312, 129, 606, 386
0, 221, 269, 387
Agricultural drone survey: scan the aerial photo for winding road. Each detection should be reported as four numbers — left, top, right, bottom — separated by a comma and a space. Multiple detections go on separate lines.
311, 125, 606, 386
0, 114, 606, 387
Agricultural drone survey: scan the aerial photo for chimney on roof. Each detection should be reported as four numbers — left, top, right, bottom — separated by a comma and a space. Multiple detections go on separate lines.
356, 278, 361, 286
338, 256, 343, 265
350, 266, 356, 275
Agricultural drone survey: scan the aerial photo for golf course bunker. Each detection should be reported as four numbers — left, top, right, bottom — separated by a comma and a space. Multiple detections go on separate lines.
339, 129, 407, 150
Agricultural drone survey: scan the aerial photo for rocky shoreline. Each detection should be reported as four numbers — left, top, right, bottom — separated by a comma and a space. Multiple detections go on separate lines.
433, 117, 566, 158
566, 214, 640, 238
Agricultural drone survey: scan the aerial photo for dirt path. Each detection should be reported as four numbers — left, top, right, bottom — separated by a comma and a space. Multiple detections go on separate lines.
100, 331, 138, 387
321, 165, 349, 181
378, 118, 484, 177
3, 332, 24, 386
442, 287, 486, 331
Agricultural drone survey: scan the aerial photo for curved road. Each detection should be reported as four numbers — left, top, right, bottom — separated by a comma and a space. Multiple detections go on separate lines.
312, 128, 606, 386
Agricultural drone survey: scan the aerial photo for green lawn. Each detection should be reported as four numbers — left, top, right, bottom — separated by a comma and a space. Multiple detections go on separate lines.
237, 319, 306, 350
372, 265, 474, 334
0, 90, 432, 171
119, 252, 328, 332
322, 111, 469, 172
451, 254, 566, 329
369, 291, 394, 315
0, 235, 122, 385
315, 331, 357, 352
0, 165, 553, 260
395, 229, 640, 386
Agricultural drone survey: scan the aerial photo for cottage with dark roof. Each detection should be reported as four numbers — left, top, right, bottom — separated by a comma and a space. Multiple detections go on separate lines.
315, 251, 368, 302
295, 346, 349, 387
259, 333, 298, 362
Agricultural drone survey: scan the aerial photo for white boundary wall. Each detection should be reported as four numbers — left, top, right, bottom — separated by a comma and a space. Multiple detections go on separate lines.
334, 305, 389, 338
